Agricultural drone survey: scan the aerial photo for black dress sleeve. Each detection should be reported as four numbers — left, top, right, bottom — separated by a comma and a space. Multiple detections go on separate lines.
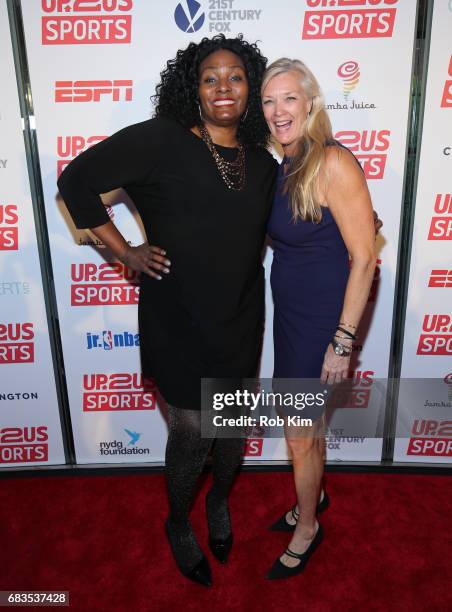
57, 117, 168, 229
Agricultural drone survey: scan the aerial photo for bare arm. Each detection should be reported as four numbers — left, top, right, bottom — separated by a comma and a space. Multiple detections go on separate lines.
320, 147, 376, 384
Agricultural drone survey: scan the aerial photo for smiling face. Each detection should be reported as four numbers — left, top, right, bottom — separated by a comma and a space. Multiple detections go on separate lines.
261, 71, 311, 156
198, 49, 249, 129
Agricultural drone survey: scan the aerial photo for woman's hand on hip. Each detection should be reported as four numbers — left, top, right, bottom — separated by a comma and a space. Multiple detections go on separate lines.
120, 243, 171, 280
321, 343, 350, 385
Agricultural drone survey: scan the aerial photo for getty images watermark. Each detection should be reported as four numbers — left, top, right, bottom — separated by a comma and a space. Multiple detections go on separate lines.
210, 387, 329, 428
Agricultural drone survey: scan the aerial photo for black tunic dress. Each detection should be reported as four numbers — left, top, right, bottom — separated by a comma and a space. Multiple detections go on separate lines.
57, 117, 277, 410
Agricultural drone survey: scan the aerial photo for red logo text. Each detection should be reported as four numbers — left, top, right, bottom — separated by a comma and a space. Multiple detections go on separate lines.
407, 419, 452, 456
0, 323, 34, 364
302, 0, 398, 40
82, 373, 156, 411
428, 194, 452, 240
0, 204, 19, 251
441, 56, 452, 108
71, 262, 139, 305
55, 80, 133, 103
334, 130, 390, 179
417, 314, 452, 356
57, 135, 107, 176
243, 438, 263, 456
42, 0, 132, 45
0, 426, 48, 463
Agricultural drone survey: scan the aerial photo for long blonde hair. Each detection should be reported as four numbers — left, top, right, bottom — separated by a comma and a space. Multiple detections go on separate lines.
262, 58, 333, 223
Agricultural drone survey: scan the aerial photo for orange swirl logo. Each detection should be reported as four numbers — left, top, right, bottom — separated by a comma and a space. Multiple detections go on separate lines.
338, 61, 360, 101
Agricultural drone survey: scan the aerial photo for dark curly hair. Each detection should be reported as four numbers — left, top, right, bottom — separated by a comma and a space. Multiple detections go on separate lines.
153, 34, 270, 148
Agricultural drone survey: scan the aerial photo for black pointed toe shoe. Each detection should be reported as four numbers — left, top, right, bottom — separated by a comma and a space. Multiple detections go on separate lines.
208, 532, 233, 565
206, 491, 233, 564
269, 491, 330, 532
165, 521, 212, 587
266, 524, 323, 580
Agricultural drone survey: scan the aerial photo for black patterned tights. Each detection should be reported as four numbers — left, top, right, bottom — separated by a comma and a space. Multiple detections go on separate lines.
164, 405, 245, 571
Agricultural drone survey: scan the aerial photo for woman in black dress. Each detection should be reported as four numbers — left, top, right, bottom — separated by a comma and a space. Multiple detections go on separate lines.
57, 35, 277, 587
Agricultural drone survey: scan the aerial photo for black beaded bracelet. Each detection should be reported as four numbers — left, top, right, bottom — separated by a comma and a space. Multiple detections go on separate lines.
336, 326, 356, 340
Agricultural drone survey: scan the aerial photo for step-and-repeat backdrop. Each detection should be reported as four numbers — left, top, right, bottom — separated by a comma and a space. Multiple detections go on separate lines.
395, 1, 452, 464
0, 1, 65, 467
14, 0, 418, 464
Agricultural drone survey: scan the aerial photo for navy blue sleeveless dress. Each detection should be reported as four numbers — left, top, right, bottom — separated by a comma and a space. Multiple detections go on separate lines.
267, 157, 350, 380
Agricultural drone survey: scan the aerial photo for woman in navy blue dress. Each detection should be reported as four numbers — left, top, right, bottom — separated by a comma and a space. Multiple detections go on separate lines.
262, 59, 376, 579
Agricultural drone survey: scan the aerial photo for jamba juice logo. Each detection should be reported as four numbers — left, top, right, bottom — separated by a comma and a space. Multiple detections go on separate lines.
338, 61, 360, 101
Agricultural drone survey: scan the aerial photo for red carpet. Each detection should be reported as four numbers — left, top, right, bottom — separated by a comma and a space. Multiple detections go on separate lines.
1, 471, 451, 611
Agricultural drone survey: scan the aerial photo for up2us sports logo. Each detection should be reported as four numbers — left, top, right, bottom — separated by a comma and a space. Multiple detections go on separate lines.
407, 419, 452, 457
302, 0, 399, 40
335, 129, 390, 179
0, 426, 48, 464
441, 55, 452, 108
417, 315, 452, 356
41, 0, 132, 45
82, 372, 156, 411
71, 262, 139, 305
0, 204, 19, 251
57, 135, 107, 176
428, 194, 452, 240
0, 323, 35, 364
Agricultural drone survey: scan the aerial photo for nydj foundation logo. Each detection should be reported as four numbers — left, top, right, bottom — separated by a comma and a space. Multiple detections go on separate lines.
98, 428, 151, 457
174, 0, 262, 34
302, 0, 398, 40
41, 0, 132, 45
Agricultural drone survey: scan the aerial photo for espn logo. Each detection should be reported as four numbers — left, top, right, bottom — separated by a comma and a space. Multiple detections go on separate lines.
428, 270, 452, 288
334, 130, 390, 179
0, 204, 19, 251
441, 56, 452, 108
55, 80, 132, 103
407, 419, 452, 457
329, 370, 374, 408
82, 373, 156, 411
0, 426, 48, 463
416, 314, 452, 356
302, 0, 398, 40
57, 135, 107, 176
71, 262, 139, 306
428, 194, 452, 240
0, 323, 34, 364
42, 0, 132, 45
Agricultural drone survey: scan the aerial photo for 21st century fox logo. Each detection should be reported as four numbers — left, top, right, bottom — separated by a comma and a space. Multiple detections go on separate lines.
42, 0, 132, 45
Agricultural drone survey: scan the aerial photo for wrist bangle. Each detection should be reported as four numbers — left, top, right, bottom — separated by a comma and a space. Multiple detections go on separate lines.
336, 326, 356, 340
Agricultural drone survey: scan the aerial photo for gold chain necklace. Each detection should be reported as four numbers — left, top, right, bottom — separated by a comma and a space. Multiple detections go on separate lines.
198, 123, 246, 191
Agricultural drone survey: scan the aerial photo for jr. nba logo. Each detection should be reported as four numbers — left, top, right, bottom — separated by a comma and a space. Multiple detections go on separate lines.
174, 0, 205, 33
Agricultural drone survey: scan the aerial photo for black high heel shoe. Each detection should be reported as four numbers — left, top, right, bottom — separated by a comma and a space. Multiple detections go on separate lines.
266, 524, 324, 580
165, 520, 212, 587
269, 491, 329, 532
206, 491, 233, 564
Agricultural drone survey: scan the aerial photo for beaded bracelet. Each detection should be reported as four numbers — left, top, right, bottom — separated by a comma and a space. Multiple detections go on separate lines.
337, 326, 356, 340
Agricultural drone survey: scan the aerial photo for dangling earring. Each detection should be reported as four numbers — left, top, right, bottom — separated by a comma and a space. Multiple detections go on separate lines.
241, 106, 249, 123
198, 102, 203, 123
